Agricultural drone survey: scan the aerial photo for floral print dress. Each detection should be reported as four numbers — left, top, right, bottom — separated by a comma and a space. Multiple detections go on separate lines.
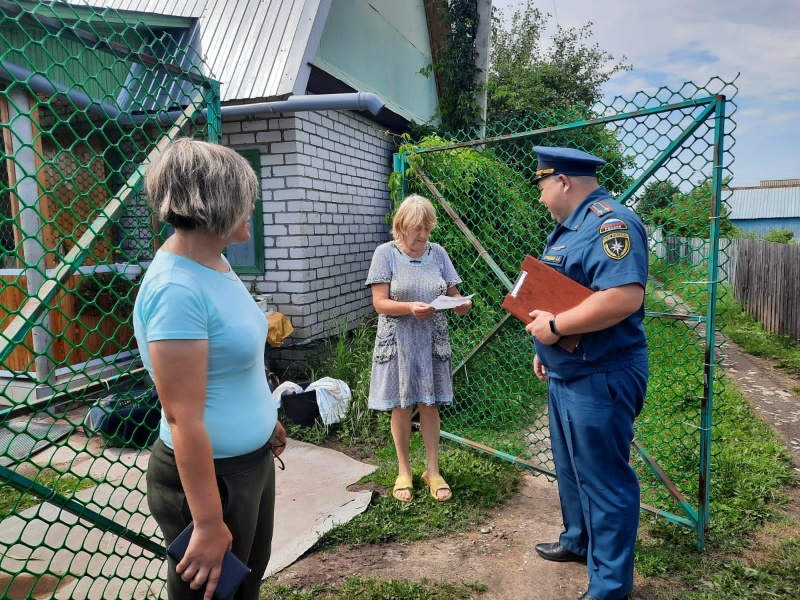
365, 241, 462, 410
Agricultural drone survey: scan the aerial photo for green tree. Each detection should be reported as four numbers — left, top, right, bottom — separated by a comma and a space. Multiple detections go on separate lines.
483, 1, 634, 194
487, 1, 630, 123
651, 177, 737, 238
637, 180, 682, 219
763, 229, 796, 244
419, 0, 482, 137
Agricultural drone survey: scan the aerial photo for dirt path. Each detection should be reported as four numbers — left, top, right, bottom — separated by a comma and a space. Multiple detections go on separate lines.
274, 337, 800, 599
719, 341, 800, 468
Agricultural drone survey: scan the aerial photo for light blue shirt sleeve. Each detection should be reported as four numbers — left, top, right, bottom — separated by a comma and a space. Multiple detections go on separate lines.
139, 282, 208, 342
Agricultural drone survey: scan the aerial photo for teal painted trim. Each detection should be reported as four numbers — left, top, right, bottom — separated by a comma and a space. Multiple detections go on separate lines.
0, 33, 132, 102
640, 504, 696, 529
227, 149, 265, 275
313, 0, 438, 124
205, 80, 222, 143
439, 430, 556, 477
440, 430, 696, 528
0, 464, 165, 557
645, 311, 705, 322
1, 1, 207, 85
394, 152, 408, 200
634, 440, 699, 526
452, 312, 512, 376
697, 95, 727, 550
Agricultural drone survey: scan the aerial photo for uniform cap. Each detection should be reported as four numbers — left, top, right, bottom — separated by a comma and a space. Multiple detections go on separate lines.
532, 146, 606, 183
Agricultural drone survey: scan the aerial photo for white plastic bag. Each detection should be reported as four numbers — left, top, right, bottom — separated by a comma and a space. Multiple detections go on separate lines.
304, 377, 352, 425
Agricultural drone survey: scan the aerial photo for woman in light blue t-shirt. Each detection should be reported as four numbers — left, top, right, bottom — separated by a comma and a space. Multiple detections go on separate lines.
134, 139, 286, 600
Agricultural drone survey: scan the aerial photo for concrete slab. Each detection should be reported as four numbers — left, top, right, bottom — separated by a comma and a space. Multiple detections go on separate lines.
267, 438, 377, 577
1, 437, 376, 599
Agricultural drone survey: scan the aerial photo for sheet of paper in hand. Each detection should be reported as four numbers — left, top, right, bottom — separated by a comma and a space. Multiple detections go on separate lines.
428, 294, 474, 310
501, 255, 593, 353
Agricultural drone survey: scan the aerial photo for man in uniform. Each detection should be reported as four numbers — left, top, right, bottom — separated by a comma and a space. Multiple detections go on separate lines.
525, 147, 649, 600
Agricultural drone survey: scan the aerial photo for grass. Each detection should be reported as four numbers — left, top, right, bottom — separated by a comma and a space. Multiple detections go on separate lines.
259, 577, 488, 600
716, 287, 800, 377
276, 315, 521, 550
632, 256, 800, 599
0, 468, 95, 515
311, 442, 521, 550
265, 264, 800, 599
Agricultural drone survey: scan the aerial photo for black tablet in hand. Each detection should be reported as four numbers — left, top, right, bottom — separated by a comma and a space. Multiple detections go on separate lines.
167, 522, 251, 599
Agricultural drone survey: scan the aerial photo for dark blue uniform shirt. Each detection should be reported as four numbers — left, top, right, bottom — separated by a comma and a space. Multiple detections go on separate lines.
534, 187, 648, 379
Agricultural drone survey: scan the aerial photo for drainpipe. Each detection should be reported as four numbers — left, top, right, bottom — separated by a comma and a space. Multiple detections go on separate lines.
0, 59, 128, 120
0, 60, 385, 119
474, 0, 492, 138
219, 92, 384, 118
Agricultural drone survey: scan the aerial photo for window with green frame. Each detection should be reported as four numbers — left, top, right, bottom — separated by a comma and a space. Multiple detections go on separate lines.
226, 149, 264, 274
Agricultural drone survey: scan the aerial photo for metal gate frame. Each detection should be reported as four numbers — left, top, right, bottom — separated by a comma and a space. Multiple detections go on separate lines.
1, 2, 221, 597
395, 91, 730, 550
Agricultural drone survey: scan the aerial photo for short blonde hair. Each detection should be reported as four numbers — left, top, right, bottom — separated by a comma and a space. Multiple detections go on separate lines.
390, 194, 438, 240
144, 138, 258, 238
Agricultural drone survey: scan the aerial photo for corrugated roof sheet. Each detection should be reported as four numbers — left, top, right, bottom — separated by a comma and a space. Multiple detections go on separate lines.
727, 186, 800, 220
78, 0, 330, 102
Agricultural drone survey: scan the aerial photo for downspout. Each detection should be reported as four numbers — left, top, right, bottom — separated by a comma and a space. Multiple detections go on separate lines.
1, 60, 385, 120
474, 0, 492, 137
0, 59, 127, 122
219, 92, 385, 118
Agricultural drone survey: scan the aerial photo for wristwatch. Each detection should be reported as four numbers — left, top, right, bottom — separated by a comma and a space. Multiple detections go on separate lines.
549, 316, 562, 337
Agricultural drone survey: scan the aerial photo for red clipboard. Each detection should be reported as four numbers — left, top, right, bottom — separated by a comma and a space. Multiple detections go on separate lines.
501, 255, 593, 353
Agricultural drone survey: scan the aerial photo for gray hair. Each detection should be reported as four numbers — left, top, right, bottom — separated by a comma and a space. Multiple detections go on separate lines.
144, 138, 258, 238
390, 194, 438, 240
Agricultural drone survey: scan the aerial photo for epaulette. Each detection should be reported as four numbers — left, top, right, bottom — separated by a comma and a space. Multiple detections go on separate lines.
588, 200, 613, 217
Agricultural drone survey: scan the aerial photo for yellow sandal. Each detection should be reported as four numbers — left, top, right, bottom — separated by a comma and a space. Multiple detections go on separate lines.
392, 474, 414, 502
422, 470, 452, 502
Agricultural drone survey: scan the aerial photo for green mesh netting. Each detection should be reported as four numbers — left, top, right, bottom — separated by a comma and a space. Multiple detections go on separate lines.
395, 77, 737, 550
1, 1, 219, 597
0, 0, 739, 594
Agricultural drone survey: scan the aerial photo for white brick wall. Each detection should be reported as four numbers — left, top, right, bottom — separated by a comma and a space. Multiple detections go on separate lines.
221, 110, 395, 349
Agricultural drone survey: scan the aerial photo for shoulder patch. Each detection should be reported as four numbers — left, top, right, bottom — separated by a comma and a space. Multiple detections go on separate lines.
602, 232, 631, 260
588, 201, 613, 216
599, 218, 628, 234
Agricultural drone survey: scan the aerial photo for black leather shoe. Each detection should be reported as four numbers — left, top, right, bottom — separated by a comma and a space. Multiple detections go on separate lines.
577, 593, 629, 600
534, 541, 587, 563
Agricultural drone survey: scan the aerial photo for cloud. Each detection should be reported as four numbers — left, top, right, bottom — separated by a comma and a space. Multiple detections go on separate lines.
491, 0, 800, 184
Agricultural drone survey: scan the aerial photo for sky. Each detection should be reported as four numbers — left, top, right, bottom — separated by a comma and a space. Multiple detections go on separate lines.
491, 0, 800, 187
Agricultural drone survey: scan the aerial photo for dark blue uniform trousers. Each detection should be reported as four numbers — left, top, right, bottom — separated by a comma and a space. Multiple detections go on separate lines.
548, 362, 647, 600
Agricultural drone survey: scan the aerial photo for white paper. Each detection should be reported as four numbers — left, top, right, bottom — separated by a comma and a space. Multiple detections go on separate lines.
428, 294, 474, 310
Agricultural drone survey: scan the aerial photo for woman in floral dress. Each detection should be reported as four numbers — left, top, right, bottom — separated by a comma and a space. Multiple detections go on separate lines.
365, 194, 472, 502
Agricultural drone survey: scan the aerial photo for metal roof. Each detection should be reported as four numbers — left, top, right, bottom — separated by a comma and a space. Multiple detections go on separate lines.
727, 185, 800, 220
78, 0, 331, 102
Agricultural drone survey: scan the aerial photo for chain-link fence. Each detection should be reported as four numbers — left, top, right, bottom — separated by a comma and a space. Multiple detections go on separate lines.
1, 1, 219, 597
1, 0, 738, 592
396, 78, 737, 550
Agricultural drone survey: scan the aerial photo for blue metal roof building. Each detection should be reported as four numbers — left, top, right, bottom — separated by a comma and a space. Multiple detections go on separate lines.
727, 180, 800, 238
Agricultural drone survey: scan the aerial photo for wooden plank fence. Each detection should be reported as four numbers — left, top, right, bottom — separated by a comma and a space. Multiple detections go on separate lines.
647, 229, 799, 341
732, 239, 800, 342
647, 227, 738, 284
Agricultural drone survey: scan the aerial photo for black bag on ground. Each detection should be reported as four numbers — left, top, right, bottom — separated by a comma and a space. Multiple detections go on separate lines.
279, 381, 320, 428
83, 388, 161, 448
